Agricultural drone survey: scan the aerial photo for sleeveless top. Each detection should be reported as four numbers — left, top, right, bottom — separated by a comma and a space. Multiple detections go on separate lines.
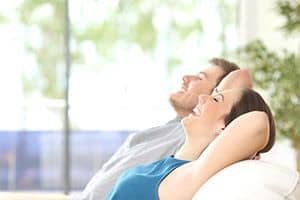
106, 155, 190, 200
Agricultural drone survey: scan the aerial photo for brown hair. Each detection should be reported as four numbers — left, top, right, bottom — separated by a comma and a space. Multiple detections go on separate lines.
209, 58, 240, 86
224, 88, 276, 153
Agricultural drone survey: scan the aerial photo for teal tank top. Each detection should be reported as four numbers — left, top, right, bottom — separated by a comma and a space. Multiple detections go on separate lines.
106, 156, 190, 200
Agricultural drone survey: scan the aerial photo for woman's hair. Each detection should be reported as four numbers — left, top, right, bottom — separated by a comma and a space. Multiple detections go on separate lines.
224, 88, 276, 153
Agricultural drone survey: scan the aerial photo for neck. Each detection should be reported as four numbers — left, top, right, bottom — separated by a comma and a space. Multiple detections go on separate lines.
175, 142, 201, 161
175, 136, 213, 161
174, 108, 191, 118
175, 122, 216, 161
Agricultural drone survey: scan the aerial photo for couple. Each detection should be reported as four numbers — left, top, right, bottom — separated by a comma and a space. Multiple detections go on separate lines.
75, 58, 275, 200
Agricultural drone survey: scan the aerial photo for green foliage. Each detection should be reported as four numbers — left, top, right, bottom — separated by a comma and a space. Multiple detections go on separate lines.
277, 0, 300, 34
130, 12, 157, 51
76, 21, 119, 59
237, 40, 300, 139
218, 0, 237, 57
237, 0, 300, 141
171, 20, 203, 39
18, 0, 65, 98
0, 13, 8, 23
18, 0, 209, 98
167, 57, 182, 73
16, 0, 236, 98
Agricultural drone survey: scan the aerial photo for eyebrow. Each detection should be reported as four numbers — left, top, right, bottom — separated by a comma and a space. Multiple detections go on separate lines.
214, 87, 224, 101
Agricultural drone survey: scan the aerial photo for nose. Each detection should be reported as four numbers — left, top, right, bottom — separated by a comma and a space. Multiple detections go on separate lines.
182, 75, 190, 84
182, 75, 196, 84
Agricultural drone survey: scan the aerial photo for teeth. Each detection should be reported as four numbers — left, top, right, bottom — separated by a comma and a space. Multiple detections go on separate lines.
193, 107, 201, 116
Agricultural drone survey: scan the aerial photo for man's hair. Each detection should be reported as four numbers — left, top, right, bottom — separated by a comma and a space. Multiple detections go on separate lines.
209, 58, 240, 86
224, 88, 276, 154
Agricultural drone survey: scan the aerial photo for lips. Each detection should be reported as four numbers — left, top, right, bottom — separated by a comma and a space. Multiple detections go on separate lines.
181, 85, 187, 92
192, 106, 201, 116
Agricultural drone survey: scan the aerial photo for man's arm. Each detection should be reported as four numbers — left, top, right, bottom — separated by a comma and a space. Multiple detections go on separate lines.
191, 111, 269, 191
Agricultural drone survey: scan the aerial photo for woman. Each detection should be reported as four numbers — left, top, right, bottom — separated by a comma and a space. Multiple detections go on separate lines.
106, 88, 275, 200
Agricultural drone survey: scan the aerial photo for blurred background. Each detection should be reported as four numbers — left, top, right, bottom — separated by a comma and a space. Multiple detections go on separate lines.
0, 0, 299, 195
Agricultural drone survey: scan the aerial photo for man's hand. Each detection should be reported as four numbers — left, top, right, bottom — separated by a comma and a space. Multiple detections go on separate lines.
214, 69, 253, 93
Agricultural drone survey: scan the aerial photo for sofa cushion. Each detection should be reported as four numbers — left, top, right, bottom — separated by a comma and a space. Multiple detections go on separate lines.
192, 160, 299, 200
0, 192, 68, 200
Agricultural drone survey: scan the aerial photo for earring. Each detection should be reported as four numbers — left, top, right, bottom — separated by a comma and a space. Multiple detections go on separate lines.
215, 128, 225, 136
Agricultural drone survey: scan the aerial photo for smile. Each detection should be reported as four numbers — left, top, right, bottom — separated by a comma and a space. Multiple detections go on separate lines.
181, 85, 187, 92
192, 106, 201, 116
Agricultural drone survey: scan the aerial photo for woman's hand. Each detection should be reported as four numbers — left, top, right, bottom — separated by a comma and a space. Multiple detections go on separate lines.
213, 69, 252, 93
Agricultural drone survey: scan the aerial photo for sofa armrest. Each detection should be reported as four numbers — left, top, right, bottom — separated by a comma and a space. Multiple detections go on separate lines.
192, 160, 299, 200
0, 192, 68, 200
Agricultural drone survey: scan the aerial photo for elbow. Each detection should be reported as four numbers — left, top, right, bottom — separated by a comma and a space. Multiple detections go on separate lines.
239, 69, 253, 89
251, 111, 271, 153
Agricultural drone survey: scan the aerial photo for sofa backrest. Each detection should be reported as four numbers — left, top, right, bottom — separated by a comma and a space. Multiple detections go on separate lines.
192, 160, 299, 200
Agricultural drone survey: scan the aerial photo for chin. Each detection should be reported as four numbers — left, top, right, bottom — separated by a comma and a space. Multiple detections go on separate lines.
181, 115, 193, 126
169, 94, 181, 109
181, 116, 198, 136
181, 117, 189, 130
169, 91, 182, 100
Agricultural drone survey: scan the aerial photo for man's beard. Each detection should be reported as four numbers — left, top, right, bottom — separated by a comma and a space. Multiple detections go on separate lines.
169, 93, 196, 114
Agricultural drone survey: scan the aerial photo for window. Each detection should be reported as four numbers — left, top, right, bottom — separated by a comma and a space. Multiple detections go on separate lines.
0, 0, 238, 192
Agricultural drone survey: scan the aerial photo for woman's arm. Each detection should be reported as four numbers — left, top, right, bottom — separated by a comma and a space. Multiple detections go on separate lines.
191, 111, 270, 190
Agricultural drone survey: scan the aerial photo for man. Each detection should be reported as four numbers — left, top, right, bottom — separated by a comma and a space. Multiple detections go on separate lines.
73, 58, 249, 200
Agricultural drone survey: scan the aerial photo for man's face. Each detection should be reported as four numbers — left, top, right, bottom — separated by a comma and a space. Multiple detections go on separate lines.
169, 65, 224, 114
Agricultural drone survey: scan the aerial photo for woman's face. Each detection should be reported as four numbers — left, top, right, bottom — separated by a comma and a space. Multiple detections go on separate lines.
182, 89, 242, 137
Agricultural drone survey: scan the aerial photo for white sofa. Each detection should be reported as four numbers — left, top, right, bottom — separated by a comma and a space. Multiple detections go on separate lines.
193, 160, 300, 200
0, 193, 68, 200
0, 160, 299, 200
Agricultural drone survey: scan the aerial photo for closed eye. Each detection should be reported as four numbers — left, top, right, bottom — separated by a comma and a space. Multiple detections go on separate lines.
197, 75, 204, 80
213, 89, 224, 102
198, 72, 207, 80
212, 94, 223, 102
